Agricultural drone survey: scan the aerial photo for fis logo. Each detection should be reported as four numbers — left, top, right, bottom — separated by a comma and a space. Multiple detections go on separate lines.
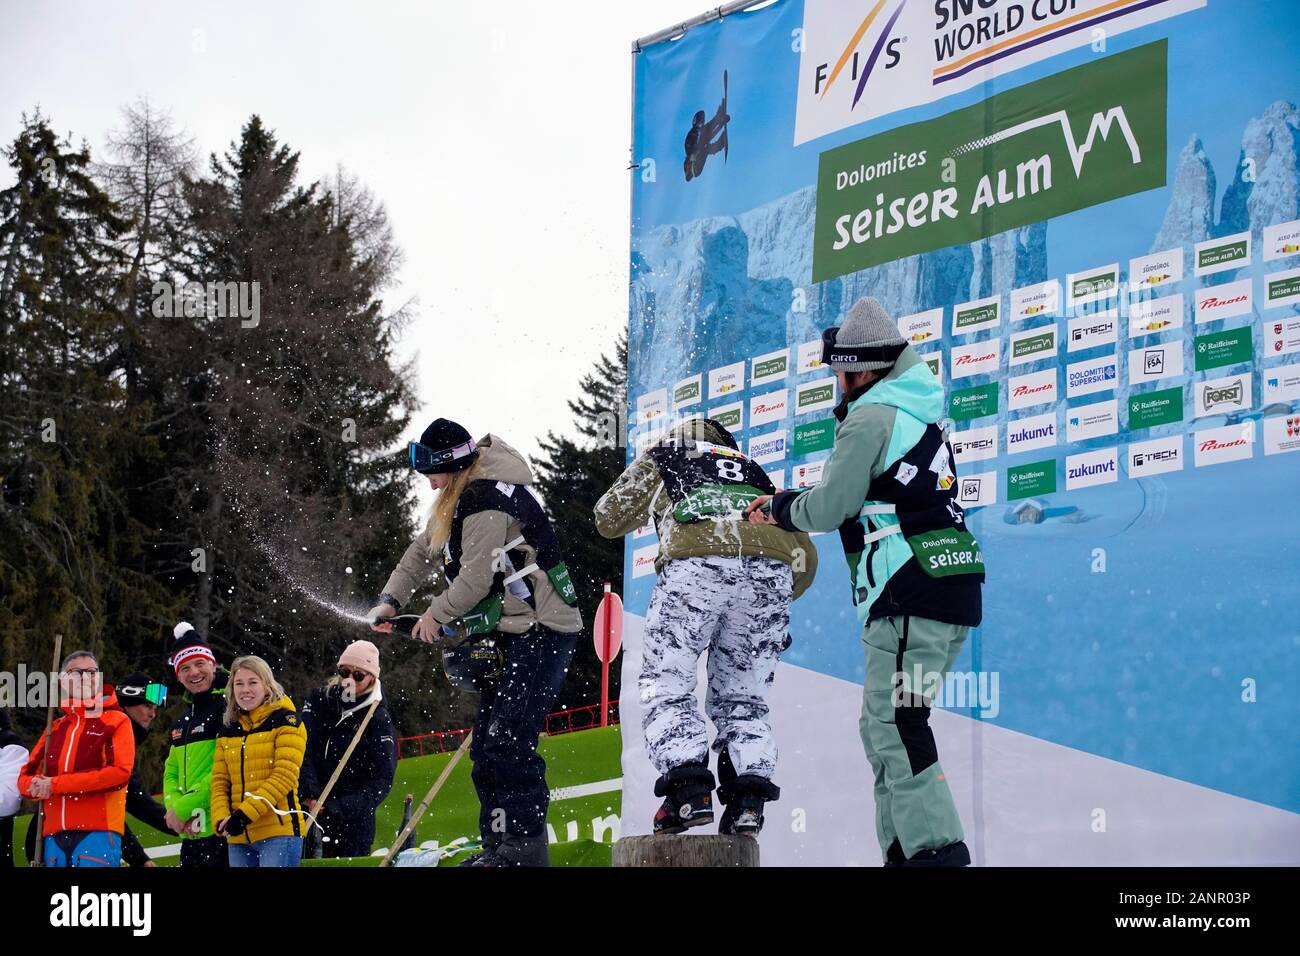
811, 0, 906, 108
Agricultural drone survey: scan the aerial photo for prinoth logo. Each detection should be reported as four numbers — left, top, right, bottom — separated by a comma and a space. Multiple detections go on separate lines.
1202, 379, 1244, 411
753, 401, 785, 416
1012, 381, 1052, 399
1199, 292, 1247, 312
1199, 436, 1247, 453
955, 349, 996, 366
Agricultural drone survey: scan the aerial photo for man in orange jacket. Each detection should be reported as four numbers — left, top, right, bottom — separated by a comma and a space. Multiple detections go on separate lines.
19, 650, 135, 867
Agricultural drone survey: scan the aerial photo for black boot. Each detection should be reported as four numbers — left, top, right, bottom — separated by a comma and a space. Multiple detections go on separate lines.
487, 833, 550, 867
716, 749, 780, 837
652, 763, 715, 834
883, 838, 907, 867
901, 840, 971, 867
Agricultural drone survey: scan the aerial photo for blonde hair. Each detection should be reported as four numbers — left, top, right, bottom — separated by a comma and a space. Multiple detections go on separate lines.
425, 459, 482, 552
224, 655, 288, 726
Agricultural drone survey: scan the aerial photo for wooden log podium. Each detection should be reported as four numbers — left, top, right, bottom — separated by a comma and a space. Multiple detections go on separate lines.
612, 833, 760, 867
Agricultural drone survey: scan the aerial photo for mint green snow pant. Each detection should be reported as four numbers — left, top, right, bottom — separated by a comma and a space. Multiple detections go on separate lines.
860, 614, 967, 862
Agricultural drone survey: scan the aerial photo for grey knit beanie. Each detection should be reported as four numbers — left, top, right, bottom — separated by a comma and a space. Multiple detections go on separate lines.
822, 297, 907, 373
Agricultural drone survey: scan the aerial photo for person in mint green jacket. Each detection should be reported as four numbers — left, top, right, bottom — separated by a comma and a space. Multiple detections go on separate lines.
162, 622, 230, 868
747, 297, 984, 867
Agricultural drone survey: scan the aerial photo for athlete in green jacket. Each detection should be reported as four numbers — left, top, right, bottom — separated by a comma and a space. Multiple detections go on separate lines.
748, 297, 983, 867
162, 622, 230, 868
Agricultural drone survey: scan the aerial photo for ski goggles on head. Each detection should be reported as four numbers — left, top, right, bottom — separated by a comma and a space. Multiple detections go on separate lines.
119, 683, 168, 707
408, 439, 477, 474
820, 326, 907, 368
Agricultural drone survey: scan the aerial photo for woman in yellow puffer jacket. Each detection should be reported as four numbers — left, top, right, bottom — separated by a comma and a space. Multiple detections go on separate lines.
211, 655, 308, 867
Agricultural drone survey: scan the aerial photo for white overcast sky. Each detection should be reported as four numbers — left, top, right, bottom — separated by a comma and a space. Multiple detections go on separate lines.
1, 0, 710, 511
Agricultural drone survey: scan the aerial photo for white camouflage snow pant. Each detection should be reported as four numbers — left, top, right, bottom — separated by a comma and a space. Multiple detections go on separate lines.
639, 555, 793, 779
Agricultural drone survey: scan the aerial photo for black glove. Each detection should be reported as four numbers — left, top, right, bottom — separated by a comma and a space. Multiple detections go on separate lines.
224, 809, 251, 837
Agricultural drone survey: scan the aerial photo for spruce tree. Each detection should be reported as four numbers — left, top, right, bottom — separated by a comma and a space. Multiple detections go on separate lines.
532, 334, 628, 711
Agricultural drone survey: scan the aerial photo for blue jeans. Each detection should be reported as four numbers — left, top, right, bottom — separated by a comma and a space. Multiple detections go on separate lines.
44, 830, 121, 868
471, 626, 578, 842
227, 835, 303, 867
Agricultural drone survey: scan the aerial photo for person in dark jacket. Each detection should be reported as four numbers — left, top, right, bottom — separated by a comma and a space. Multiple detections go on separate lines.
115, 673, 179, 867
300, 640, 397, 858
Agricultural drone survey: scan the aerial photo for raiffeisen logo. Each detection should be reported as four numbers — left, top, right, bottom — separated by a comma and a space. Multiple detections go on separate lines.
811, 0, 907, 111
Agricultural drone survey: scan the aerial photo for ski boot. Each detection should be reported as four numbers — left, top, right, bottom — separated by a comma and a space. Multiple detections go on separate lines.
901, 840, 971, 867
486, 833, 550, 867
456, 838, 499, 867
652, 763, 716, 834
716, 750, 779, 837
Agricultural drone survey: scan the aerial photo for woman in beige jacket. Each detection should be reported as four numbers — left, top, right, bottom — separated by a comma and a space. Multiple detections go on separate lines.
370, 418, 581, 867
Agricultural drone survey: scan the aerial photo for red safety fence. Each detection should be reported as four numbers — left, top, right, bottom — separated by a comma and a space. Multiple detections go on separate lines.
396, 699, 620, 759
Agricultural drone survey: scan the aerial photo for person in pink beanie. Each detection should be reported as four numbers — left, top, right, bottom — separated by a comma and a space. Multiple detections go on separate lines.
298, 640, 396, 858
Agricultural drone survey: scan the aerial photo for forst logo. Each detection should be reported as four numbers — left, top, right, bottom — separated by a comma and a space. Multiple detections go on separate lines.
1203, 379, 1244, 409
811, 1, 906, 105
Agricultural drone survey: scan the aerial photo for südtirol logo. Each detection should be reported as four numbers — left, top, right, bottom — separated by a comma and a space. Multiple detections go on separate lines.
813, 41, 1167, 280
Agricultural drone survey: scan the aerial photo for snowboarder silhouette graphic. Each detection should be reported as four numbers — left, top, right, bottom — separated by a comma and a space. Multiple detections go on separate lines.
684, 70, 729, 182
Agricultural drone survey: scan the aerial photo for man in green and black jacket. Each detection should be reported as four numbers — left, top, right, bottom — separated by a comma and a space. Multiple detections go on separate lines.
748, 297, 983, 867
162, 622, 229, 868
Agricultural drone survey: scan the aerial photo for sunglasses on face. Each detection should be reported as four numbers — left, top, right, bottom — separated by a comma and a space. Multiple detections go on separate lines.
337, 668, 372, 683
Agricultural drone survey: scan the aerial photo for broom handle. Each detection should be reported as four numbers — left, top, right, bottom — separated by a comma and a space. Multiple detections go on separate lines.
30, 634, 63, 867
379, 730, 472, 867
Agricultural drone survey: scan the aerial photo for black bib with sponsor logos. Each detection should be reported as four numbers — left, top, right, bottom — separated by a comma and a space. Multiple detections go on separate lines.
648, 439, 776, 523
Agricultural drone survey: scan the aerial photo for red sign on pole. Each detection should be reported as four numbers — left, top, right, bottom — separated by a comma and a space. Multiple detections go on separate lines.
593, 582, 624, 727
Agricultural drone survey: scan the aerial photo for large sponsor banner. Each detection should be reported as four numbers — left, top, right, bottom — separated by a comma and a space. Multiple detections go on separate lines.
628, 0, 1300, 864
